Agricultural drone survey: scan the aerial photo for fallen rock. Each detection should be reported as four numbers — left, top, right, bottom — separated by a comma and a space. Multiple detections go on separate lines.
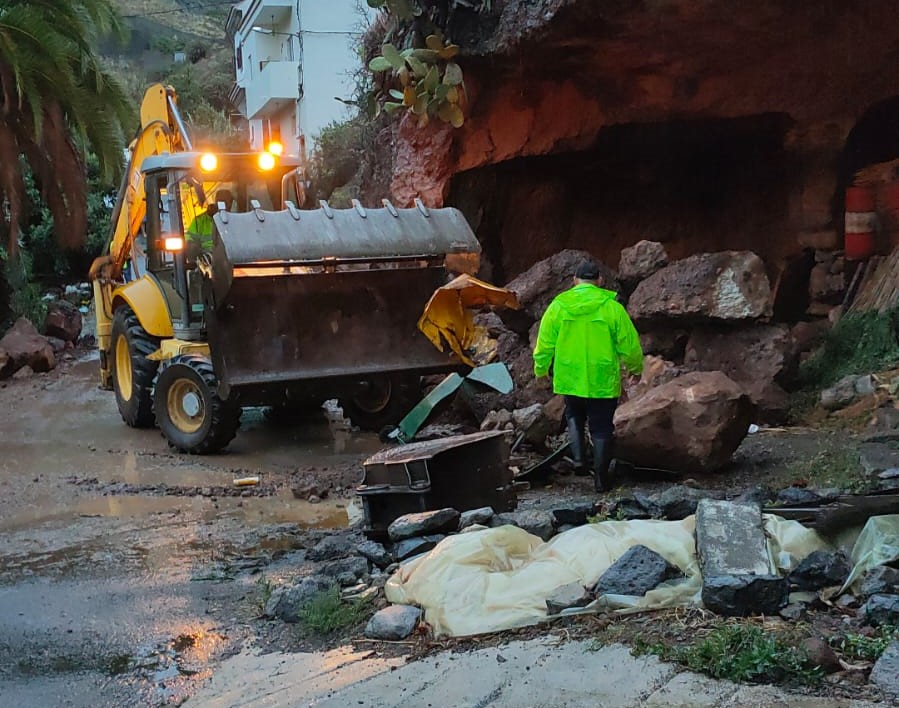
480, 409, 513, 431
618, 240, 669, 285
307, 534, 355, 562
264, 576, 333, 622
614, 371, 754, 473
512, 400, 564, 447
870, 639, 899, 696
12, 365, 34, 380
863, 594, 899, 626
808, 262, 846, 305
459, 506, 495, 530
683, 325, 798, 422
695, 500, 788, 616
638, 329, 689, 360
631, 356, 691, 399
734, 485, 775, 507
652, 485, 722, 520
551, 503, 596, 527
859, 566, 899, 598
0, 317, 55, 378
44, 299, 82, 342
364, 604, 421, 640
594, 545, 680, 597
320, 556, 369, 584
627, 251, 771, 324
545, 582, 593, 614
357, 540, 392, 569
393, 534, 444, 561
791, 320, 831, 354
800, 637, 841, 674
788, 551, 851, 591
491, 510, 555, 541
859, 442, 899, 477
820, 374, 874, 411
388, 508, 461, 542
776, 487, 823, 506
500, 249, 619, 334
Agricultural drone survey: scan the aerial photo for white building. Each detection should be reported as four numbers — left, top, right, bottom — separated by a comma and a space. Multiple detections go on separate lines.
226, 1, 372, 156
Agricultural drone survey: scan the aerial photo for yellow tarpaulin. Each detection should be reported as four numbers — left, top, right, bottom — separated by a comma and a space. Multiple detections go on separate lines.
418, 274, 520, 366
385, 515, 831, 638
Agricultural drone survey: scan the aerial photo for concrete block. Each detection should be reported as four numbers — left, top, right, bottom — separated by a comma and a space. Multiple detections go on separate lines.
695, 500, 788, 616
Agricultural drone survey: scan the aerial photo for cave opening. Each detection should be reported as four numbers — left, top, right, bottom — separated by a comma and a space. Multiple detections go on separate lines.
450, 113, 799, 284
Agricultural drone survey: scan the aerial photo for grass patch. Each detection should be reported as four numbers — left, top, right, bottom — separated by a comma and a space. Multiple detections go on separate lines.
830, 626, 898, 662
783, 444, 865, 491
634, 623, 822, 685
255, 574, 275, 614
298, 586, 374, 635
800, 309, 899, 389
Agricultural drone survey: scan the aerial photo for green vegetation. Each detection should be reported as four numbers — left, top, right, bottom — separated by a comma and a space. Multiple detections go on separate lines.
830, 626, 898, 662
298, 586, 374, 635
368, 35, 465, 127
784, 444, 865, 492
800, 309, 899, 388
634, 623, 823, 685
255, 574, 275, 614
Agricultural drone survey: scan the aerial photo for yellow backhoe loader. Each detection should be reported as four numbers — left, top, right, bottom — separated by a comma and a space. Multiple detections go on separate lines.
89, 84, 482, 453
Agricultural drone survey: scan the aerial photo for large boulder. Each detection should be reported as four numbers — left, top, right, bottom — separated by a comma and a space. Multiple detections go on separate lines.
0, 317, 55, 379
627, 251, 771, 325
683, 325, 798, 422
43, 300, 82, 343
500, 249, 619, 334
614, 371, 754, 473
618, 240, 669, 285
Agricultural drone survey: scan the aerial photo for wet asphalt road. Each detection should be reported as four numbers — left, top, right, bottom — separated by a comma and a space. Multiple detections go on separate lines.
0, 355, 379, 706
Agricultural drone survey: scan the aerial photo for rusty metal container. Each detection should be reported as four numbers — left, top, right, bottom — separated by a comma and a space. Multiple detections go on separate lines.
356, 430, 516, 539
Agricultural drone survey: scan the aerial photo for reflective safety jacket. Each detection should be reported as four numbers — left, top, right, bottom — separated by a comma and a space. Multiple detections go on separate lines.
533, 283, 643, 398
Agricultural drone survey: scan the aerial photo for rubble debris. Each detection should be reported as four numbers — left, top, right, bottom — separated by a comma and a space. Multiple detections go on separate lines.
364, 604, 421, 641
459, 506, 495, 530
683, 325, 798, 422
776, 487, 824, 506
695, 500, 788, 616
808, 254, 846, 306
593, 545, 680, 597
614, 371, 754, 473
307, 534, 356, 562
551, 503, 596, 527
388, 508, 461, 542
870, 639, 899, 696
821, 374, 879, 411
862, 594, 899, 626
545, 582, 592, 614
638, 329, 689, 360
787, 551, 851, 591
264, 576, 333, 623
859, 442, 899, 477
859, 566, 899, 598
491, 510, 555, 541
799, 637, 841, 674
0, 317, 55, 379
627, 251, 771, 324
357, 540, 392, 569
618, 240, 669, 286
44, 299, 82, 342
652, 485, 722, 521
735, 485, 775, 507
320, 556, 369, 585
480, 409, 513, 431
393, 535, 444, 561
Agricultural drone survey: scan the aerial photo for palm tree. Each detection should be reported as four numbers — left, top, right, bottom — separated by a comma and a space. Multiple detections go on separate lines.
0, 0, 133, 257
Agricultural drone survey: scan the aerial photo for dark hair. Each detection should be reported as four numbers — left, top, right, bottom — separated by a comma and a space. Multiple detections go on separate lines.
574, 259, 601, 280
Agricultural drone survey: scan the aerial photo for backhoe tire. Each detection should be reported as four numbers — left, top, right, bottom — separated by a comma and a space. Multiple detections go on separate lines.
153, 355, 241, 454
111, 305, 160, 428
339, 375, 420, 432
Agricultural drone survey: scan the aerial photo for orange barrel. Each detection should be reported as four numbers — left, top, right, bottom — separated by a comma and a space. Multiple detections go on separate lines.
845, 185, 876, 260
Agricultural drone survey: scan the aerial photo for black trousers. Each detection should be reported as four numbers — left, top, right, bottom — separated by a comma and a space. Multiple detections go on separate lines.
563, 395, 618, 438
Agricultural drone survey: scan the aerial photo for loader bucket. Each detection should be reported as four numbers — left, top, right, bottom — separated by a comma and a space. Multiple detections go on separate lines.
205, 203, 481, 400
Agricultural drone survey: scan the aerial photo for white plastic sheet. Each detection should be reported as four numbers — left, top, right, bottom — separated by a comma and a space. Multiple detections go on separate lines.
841, 514, 899, 592
385, 515, 831, 637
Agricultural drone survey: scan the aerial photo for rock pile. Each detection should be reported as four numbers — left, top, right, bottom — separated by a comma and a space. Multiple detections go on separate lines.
0, 317, 56, 380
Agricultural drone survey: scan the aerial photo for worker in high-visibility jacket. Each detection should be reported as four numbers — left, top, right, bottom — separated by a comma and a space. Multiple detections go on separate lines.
533, 258, 644, 492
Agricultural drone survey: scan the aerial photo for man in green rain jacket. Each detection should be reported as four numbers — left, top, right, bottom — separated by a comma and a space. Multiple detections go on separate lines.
533, 259, 644, 492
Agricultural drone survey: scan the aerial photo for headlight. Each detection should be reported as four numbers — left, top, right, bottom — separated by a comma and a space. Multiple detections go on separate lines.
267, 141, 284, 156
258, 152, 276, 171
164, 236, 184, 252
199, 153, 218, 172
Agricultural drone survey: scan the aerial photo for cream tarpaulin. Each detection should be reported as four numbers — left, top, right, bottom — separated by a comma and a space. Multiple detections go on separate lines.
841, 514, 899, 592
384, 516, 831, 638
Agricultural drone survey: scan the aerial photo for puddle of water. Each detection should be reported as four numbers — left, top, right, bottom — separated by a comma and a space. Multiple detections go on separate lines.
0, 490, 360, 533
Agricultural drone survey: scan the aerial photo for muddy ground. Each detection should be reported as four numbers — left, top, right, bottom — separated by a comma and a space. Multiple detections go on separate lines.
0, 350, 873, 706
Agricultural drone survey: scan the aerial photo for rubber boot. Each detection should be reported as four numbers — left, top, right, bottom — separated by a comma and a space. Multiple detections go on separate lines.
566, 418, 589, 476
592, 436, 614, 493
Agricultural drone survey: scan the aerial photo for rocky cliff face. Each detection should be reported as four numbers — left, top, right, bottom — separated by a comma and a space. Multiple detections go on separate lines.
364, 0, 899, 284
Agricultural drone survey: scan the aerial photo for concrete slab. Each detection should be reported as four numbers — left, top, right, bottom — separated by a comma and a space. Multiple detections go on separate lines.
644, 671, 739, 706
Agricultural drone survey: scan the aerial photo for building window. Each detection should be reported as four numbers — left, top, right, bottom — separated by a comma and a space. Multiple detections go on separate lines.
236, 45, 242, 71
